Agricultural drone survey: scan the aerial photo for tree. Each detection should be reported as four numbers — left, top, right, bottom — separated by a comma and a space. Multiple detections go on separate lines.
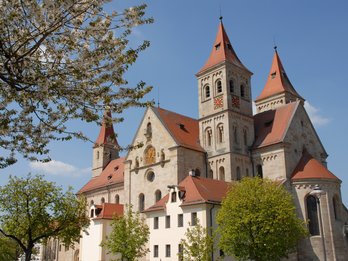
0, 235, 22, 261
217, 177, 308, 261
102, 205, 149, 261
179, 218, 214, 261
0, 0, 153, 168
0, 174, 89, 261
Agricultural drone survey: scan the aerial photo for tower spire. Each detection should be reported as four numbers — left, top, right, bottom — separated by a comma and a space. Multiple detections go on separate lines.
197, 20, 250, 75
255, 49, 304, 113
95, 110, 119, 147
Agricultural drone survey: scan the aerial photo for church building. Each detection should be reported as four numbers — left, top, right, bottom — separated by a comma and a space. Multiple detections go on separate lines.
42, 19, 348, 261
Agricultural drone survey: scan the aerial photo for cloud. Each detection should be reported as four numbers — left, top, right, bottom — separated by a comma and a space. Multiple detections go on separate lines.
29, 160, 90, 177
304, 101, 330, 126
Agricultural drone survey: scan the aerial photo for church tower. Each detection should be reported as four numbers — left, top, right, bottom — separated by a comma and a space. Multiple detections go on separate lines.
92, 111, 120, 177
196, 19, 254, 181
255, 48, 304, 113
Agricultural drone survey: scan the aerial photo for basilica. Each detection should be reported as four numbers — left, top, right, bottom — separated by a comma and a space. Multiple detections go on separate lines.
41, 20, 348, 261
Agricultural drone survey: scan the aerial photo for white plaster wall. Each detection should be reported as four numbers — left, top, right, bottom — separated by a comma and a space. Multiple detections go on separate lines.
81, 220, 104, 261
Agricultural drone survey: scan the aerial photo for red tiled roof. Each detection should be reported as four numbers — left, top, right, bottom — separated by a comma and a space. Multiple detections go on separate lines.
94, 203, 123, 220
253, 102, 298, 149
144, 176, 230, 212
95, 110, 119, 147
256, 50, 303, 102
198, 21, 250, 74
291, 150, 340, 181
78, 157, 125, 194
153, 107, 204, 152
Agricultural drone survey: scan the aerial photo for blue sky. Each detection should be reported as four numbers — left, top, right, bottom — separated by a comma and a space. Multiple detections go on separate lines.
1, 0, 348, 204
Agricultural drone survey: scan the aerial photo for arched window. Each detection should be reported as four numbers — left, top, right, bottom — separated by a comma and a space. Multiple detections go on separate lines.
256, 164, 263, 178
96, 151, 100, 159
233, 125, 238, 143
236, 166, 241, 181
208, 170, 213, 179
205, 128, 212, 147
240, 84, 245, 98
101, 197, 105, 204
306, 195, 319, 236
155, 190, 162, 203
216, 80, 222, 94
146, 171, 155, 182
145, 122, 152, 138
333, 195, 339, 220
219, 166, 225, 181
243, 128, 248, 146
115, 194, 120, 204
139, 193, 145, 212
204, 85, 210, 98
217, 124, 224, 143
229, 79, 234, 93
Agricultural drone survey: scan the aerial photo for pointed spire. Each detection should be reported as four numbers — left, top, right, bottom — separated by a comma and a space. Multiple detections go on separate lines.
197, 19, 250, 74
256, 49, 303, 102
95, 110, 119, 147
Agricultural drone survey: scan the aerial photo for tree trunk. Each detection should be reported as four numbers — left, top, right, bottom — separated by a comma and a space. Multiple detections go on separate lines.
25, 249, 32, 261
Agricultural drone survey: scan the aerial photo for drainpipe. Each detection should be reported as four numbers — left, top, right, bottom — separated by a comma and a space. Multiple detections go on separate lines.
205, 152, 209, 178
209, 203, 216, 261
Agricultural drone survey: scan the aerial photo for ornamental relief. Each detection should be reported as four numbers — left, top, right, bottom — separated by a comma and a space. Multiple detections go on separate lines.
144, 146, 156, 165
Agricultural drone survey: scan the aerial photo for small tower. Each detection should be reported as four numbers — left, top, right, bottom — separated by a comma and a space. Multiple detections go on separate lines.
196, 18, 254, 181
92, 111, 119, 177
255, 48, 304, 113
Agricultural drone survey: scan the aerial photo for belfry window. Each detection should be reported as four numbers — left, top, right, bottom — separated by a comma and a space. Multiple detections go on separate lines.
216, 80, 222, 94
217, 124, 224, 143
306, 195, 320, 236
204, 85, 210, 98
241, 84, 246, 98
206, 128, 212, 147
229, 79, 234, 93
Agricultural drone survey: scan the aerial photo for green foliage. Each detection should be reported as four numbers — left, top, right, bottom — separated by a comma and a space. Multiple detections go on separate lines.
217, 177, 308, 261
179, 218, 214, 261
0, 235, 22, 261
102, 205, 149, 261
0, 174, 89, 261
0, 0, 154, 168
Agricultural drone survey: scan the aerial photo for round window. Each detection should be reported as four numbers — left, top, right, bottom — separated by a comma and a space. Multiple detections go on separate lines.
147, 171, 155, 182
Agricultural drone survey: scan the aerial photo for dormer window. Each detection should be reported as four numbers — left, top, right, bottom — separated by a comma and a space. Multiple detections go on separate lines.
215, 43, 221, 50
216, 80, 222, 93
271, 71, 277, 79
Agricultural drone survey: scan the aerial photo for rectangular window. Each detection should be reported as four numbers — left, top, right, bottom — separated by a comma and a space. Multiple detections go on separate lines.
154, 217, 159, 229
165, 244, 171, 257
165, 215, 170, 228
178, 214, 183, 227
191, 212, 197, 226
153, 245, 159, 257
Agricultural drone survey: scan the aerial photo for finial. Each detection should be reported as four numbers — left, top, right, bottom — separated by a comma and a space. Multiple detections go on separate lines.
219, 5, 223, 21
274, 45, 278, 52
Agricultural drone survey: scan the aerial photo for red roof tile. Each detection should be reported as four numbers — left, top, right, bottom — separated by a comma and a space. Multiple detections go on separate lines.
94, 203, 123, 220
78, 157, 124, 194
291, 150, 340, 181
253, 102, 298, 149
198, 21, 250, 74
256, 50, 303, 102
154, 107, 204, 152
95, 111, 119, 147
144, 176, 230, 212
